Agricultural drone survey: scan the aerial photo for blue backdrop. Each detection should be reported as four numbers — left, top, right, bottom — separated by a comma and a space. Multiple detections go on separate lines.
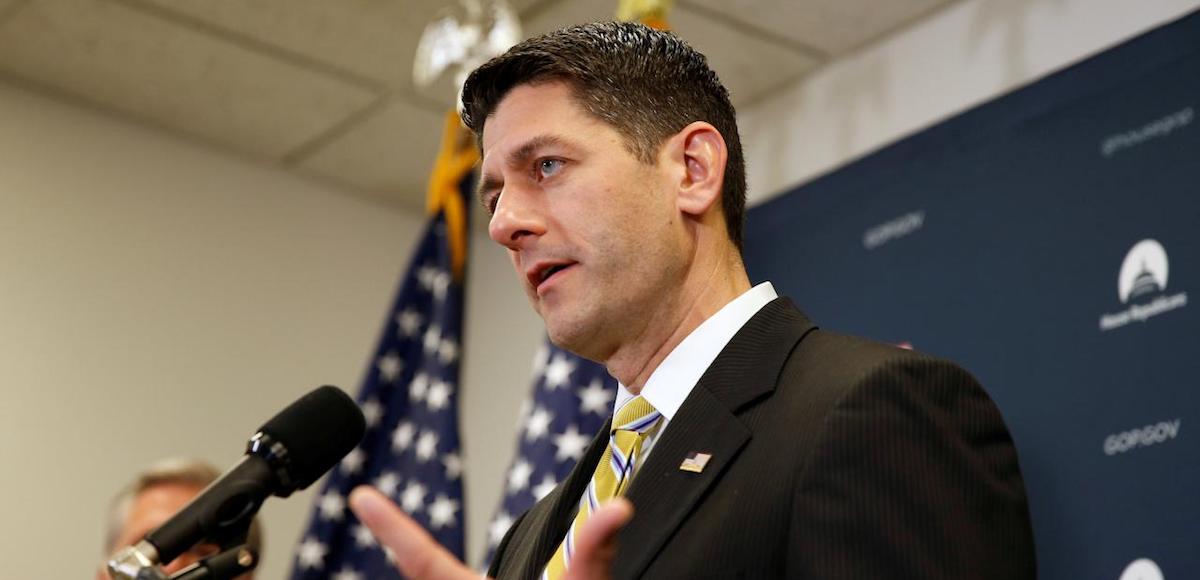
744, 10, 1199, 580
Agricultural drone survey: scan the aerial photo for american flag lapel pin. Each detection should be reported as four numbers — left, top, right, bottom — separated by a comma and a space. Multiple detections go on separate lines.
679, 451, 712, 473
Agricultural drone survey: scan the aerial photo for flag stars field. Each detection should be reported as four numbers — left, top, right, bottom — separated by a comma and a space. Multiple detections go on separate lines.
430, 271, 451, 302
401, 481, 427, 513
443, 452, 463, 480
397, 307, 423, 337
317, 491, 346, 522
525, 406, 554, 441
543, 354, 576, 389
296, 537, 327, 570
291, 137, 467, 577
578, 378, 614, 416
416, 430, 440, 461
553, 425, 590, 463
358, 399, 383, 428
332, 567, 363, 580
409, 373, 429, 403
374, 472, 401, 497
429, 494, 460, 529
508, 460, 533, 492
339, 448, 364, 475
482, 341, 618, 564
416, 264, 439, 291
392, 421, 416, 451
352, 524, 376, 549
426, 380, 452, 411
423, 325, 442, 355
376, 351, 402, 383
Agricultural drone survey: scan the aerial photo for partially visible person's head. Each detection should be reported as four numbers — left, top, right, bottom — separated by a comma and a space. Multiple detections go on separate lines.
462, 20, 746, 250
99, 458, 262, 579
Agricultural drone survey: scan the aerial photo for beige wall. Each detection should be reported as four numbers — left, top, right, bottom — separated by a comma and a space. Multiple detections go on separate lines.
1, 0, 1197, 577
0, 79, 540, 578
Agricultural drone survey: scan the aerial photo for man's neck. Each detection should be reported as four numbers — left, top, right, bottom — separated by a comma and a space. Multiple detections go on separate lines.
605, 253, 751, 394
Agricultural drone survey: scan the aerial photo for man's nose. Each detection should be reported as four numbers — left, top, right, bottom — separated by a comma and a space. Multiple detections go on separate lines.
488, 188, 545, 249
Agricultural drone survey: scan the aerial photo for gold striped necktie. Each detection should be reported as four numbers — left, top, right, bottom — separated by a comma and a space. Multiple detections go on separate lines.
543, 395, 662, 579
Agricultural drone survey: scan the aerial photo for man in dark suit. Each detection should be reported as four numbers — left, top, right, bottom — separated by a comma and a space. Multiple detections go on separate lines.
349, 21, 1035, 579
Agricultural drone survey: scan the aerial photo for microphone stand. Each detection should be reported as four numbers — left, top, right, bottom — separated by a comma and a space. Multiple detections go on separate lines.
170, 546, 259, 580
107, 541, 169, 580
108, 544, 257, 580
108, 523, 254, 580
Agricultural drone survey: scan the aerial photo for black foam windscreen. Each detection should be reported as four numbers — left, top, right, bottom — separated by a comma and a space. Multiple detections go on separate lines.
258, 385, 365, 490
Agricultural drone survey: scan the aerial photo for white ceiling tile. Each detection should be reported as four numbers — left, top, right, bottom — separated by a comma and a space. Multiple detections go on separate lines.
0, 0, 378, 159
294, 98, 447, 210
670, 7, 821, 106
684, 0, 956, 55
134, 0, 481, 100
522, 2, 820, 106
0, 0, 957, 217
522, 0, 616, 35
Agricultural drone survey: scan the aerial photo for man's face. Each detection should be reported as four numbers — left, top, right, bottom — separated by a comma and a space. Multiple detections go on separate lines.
102, 483, 225, 578
480, 81, 688, 360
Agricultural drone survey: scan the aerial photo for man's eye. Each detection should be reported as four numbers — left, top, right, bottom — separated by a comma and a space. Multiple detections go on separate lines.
537, 159, 564, 178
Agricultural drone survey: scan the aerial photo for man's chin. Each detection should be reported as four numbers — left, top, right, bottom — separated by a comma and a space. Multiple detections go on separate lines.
544, 321, 605, 363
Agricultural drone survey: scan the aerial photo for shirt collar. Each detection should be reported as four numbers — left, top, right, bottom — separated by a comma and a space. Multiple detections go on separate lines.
615, 282, 778, 420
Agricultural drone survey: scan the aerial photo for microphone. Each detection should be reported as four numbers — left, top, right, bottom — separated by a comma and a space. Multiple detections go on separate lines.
108, 386, 365, 577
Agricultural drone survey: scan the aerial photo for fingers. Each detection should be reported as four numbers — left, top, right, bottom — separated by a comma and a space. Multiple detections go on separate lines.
348, 485, 480, 580
564, 498, 634, 580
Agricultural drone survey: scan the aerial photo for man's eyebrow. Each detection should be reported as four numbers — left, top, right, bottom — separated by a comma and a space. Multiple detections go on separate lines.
476, 134, 570, 204
508, 134, 569, 167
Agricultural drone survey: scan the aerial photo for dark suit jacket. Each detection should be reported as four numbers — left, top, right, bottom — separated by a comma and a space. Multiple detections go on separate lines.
489, 298, 1035, 579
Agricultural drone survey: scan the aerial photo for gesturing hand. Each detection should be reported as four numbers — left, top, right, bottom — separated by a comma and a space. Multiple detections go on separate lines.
349, 485, 633, 580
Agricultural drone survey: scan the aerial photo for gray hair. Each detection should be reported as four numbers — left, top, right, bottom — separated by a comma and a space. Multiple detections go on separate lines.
104, 458, 265, 559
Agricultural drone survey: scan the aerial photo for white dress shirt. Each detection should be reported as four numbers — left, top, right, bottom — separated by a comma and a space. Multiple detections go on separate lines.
614, 282, 778, 474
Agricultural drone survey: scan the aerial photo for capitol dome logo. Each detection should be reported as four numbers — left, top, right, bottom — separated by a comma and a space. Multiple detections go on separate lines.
1119, 558, 1164, 580
1118, 240, 1169, 303
1100, 239, 1188, 331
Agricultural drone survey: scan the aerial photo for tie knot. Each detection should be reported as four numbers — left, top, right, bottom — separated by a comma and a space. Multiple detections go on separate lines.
613, 395, 661, 434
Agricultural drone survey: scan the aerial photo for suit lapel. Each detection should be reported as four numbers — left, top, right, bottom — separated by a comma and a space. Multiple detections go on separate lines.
614, 385, 750, 579
612, 298, 817, 579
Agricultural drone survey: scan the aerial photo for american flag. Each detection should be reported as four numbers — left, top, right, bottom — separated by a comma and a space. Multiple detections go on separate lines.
481, 341, 618, 567
290, 211, 468, 579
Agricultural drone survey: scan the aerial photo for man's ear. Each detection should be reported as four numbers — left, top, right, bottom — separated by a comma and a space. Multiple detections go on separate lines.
672, 121, 728, 218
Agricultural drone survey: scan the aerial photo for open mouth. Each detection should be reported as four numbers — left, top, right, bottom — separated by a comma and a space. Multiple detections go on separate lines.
541, 264, 569, 283
534, 262, 574, 291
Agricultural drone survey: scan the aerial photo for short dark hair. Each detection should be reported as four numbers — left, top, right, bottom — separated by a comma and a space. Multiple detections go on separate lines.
461, 21, 747, 250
